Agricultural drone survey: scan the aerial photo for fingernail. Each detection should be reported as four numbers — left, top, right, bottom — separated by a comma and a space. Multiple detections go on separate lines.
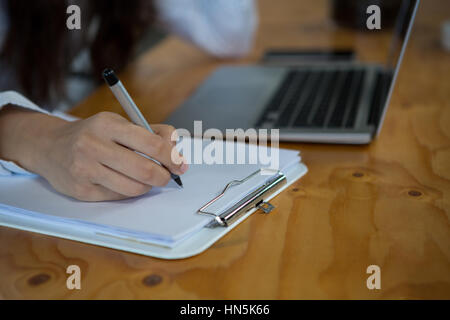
172, 130, 179, 142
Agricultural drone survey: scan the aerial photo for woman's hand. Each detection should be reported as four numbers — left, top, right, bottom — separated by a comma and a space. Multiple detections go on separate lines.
0, 107, 188, 201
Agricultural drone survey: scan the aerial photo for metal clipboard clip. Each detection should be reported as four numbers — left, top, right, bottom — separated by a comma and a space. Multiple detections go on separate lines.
197, 169, 287, 228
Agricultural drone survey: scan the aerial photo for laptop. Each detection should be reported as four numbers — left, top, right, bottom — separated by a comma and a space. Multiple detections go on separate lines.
166, 0, 420, 144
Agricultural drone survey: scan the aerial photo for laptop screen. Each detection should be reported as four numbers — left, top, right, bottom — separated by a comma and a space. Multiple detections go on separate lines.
387, 0, 420, 70
377, 0, 420, 135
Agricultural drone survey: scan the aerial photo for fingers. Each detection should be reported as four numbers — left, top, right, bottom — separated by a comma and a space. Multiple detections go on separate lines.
89, 163, 154, 198
111, 123, 188, 175
151, 124, 178, 146
95, 140, 171, 187
69, 112, 187, 192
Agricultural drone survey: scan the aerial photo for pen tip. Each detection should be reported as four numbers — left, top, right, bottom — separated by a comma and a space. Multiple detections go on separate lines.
174, 176, 183, 188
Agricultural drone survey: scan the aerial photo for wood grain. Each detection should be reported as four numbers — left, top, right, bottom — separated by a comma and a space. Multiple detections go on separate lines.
1, 0, 449, 299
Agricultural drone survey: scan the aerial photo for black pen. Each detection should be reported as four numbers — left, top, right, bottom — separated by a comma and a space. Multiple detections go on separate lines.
102, 68, 183, 188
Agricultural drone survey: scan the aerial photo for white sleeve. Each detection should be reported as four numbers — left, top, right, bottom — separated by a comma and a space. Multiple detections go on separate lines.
0, 91, 77, 177
154, 0, 258, 58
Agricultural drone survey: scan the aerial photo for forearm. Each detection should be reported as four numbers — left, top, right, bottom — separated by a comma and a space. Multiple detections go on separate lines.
0, 105, 67, 173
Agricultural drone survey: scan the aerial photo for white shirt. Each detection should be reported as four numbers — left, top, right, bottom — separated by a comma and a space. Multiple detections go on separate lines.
0, 0, 257, 176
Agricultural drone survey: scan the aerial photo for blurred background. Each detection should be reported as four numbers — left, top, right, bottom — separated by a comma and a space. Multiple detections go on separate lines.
8, 0, 443, 112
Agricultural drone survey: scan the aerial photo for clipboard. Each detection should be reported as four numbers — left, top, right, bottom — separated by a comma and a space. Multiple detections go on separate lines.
0, 162, 307, 260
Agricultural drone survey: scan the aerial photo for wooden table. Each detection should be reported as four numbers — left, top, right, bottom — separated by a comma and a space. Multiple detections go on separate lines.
1, 0, 449, 299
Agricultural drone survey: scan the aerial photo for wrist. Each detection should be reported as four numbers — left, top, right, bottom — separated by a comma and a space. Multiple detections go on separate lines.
0, 105, 68, 174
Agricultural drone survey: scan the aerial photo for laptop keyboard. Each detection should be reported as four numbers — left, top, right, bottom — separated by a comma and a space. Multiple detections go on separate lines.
257, 68, 366, 129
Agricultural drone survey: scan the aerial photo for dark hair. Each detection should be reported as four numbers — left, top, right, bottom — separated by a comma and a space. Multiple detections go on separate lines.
1, 0, 156, 109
